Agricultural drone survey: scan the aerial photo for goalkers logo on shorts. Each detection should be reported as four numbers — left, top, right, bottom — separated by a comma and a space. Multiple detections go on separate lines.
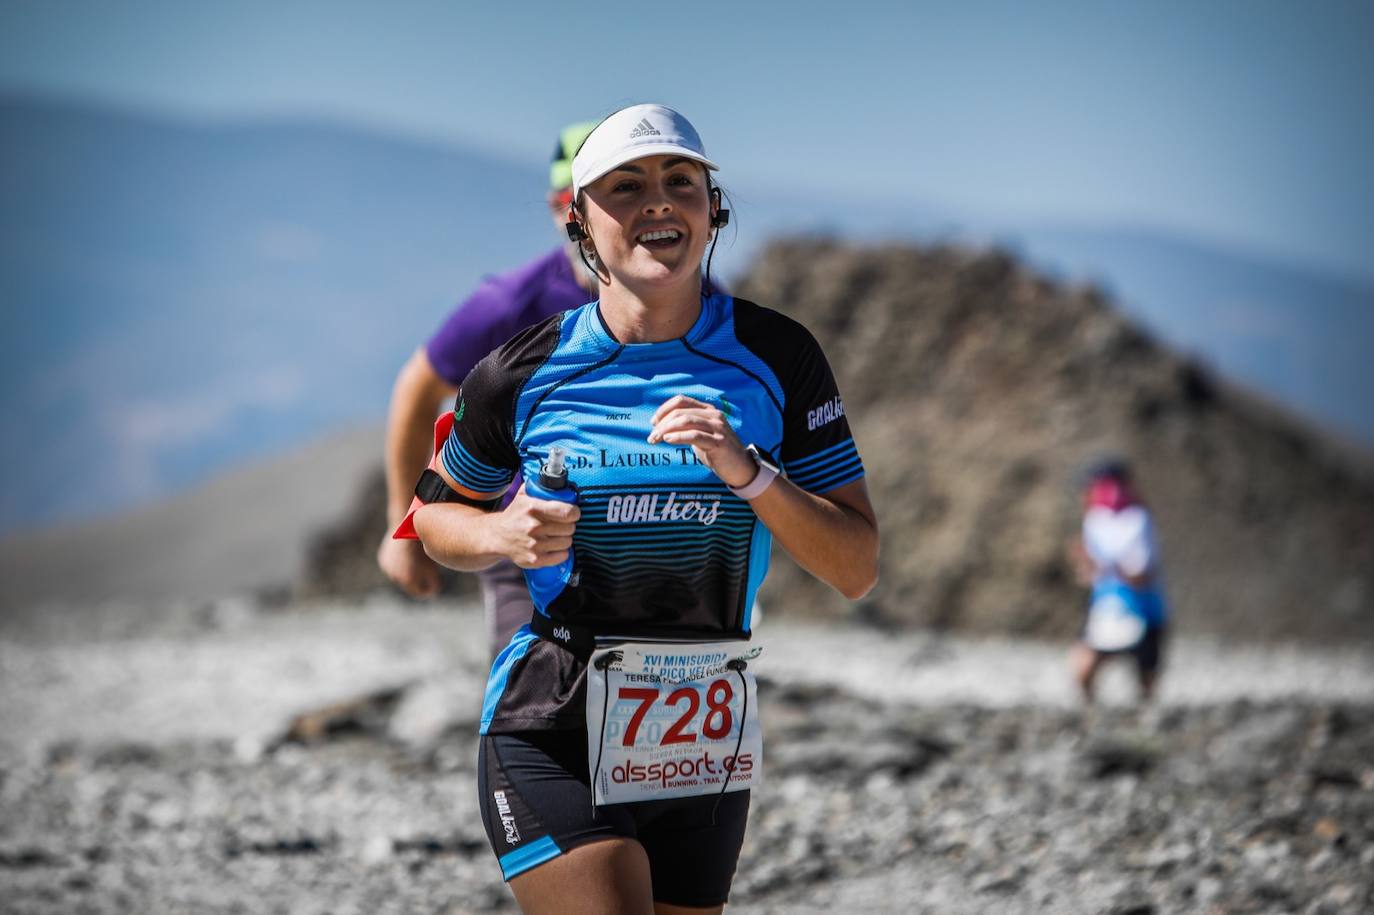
492, 790, 520, 845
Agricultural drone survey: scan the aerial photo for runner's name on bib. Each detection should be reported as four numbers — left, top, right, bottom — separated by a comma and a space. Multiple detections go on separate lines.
586, 640, 763, 806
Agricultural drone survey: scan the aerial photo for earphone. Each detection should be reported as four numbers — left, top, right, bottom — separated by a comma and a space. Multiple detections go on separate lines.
710, 187, 730, 228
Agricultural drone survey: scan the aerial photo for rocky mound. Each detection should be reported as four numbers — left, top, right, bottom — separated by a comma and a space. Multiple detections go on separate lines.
734, 240, 1374, 642
304, 241, 1374, 642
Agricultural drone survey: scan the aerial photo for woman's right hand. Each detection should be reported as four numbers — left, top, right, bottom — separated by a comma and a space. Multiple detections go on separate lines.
490, 485, 581, 568
378, 534, 443, 597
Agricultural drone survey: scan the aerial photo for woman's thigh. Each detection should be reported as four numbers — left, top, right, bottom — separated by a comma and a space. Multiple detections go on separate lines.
508, 837, 729, 915
637, 790, 749, 909
509, 836, 655, 915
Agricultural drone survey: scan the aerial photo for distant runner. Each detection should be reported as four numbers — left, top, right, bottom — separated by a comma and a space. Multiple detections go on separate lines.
377, 121, 598, 658
1068, 459, 1169, 703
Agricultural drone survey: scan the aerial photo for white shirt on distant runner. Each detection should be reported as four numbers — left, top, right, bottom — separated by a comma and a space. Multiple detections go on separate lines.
1083, 505, 1157, 582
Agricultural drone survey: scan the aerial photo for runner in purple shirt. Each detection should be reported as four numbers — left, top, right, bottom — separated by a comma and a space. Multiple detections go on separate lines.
378, 121, 598, 657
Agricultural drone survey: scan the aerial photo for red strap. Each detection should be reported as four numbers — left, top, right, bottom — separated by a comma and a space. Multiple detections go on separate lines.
392, 411, 456, 540
431, 410, 455, 452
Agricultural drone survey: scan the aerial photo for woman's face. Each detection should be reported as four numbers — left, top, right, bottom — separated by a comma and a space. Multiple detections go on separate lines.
579, 155, 713, 292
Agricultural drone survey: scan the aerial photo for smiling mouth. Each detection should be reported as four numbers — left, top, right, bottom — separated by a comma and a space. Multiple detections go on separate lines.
636, 229, 682, 246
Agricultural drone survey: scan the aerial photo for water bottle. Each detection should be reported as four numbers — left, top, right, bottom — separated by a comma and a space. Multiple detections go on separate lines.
524, 446, 579, 613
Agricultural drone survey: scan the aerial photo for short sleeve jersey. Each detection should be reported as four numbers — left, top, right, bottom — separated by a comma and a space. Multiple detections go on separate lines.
425, 247, 590, 387
442, 294, 866, 733
425, 247, 590, 501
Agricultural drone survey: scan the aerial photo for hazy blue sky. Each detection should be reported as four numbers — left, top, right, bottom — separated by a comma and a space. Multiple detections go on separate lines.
4, 0, 1371, 281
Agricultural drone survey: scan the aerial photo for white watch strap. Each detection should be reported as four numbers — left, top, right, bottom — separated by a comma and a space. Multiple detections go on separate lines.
728, 463, 778, 500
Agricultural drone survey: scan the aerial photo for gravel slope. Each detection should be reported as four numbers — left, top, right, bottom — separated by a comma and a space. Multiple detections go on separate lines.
3, 599, 1372, 913
4, 603, 1372, 759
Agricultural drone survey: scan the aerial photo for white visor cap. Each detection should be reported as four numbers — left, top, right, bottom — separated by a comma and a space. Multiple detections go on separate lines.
571, 104, 718, 196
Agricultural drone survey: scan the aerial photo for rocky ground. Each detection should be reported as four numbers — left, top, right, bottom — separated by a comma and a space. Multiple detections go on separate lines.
2, 598, 1372, 914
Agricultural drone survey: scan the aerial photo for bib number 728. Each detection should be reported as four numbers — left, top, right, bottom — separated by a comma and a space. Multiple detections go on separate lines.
618, 679, 735, 747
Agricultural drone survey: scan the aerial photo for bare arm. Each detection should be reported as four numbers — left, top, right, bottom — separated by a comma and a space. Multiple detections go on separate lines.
1066, 530, 1154, 588
649, 395, 879, 599
413, 471, 580, 574
377, 348, 458, 595
1120, 568, 1151, 588
412, 502, 509, 572
747, 476, 877, 599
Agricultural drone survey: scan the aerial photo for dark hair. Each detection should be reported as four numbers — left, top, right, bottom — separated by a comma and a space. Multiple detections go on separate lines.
1082, 457, 1133, 485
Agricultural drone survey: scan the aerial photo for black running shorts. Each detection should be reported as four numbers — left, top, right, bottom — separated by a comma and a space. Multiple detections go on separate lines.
477, 729, 750, 907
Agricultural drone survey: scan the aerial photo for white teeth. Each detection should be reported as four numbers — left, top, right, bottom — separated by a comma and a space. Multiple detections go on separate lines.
637, 229, 680, 243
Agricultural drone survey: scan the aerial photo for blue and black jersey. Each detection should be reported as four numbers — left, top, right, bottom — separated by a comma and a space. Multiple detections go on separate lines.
442, 294, 865, 732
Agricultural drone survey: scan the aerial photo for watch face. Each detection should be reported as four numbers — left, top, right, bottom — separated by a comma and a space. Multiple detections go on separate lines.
747, 445, 781, 474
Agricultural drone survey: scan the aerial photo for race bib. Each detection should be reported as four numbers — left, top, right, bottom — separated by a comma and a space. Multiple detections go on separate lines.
585, 640, 764, 806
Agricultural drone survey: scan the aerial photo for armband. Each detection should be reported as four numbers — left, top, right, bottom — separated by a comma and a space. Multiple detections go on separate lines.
391, 412, 502, 540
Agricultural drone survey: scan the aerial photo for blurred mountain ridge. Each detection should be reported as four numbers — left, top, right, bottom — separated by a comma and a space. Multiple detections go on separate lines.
1, 93, 547, 531
0, 424, 381, 613
2, 93, 1372, 536
733, 240, 1374, 642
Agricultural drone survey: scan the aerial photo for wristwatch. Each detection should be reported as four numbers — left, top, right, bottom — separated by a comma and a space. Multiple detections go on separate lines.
728, 445, 781, 500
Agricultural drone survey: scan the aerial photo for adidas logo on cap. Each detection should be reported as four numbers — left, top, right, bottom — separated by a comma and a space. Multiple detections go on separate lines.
628, 118, 661, 139
570, 104, 716, 195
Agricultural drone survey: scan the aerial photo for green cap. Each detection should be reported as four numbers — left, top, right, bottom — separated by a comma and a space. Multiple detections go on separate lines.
550, 120, 598, 191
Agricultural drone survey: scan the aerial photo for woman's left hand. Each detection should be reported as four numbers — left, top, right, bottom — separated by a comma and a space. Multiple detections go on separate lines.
648, 395, 756, 489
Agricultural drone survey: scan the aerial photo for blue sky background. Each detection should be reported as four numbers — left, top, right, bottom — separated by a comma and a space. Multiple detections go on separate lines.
3, 0, 1372, 283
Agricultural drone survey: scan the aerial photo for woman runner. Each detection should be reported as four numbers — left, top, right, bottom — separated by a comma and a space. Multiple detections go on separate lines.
405, 104, 879, 914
